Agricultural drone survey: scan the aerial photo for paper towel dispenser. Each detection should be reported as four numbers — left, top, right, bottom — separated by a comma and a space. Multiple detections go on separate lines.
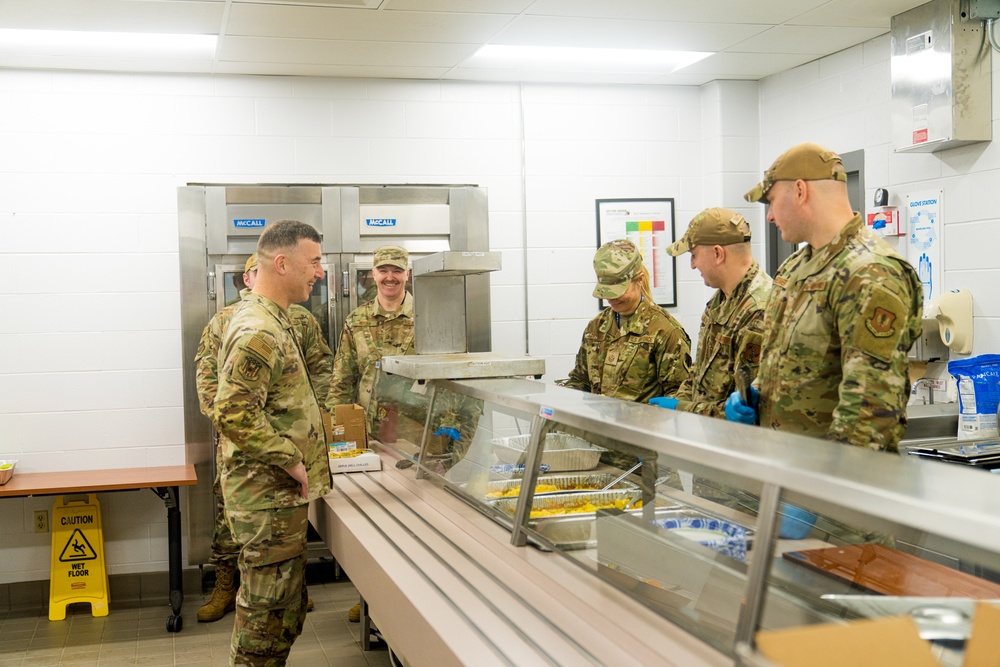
925, 288, 974, 355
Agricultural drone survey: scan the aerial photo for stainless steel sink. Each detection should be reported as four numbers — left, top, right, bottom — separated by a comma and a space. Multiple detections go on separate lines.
901, 403, 959, 445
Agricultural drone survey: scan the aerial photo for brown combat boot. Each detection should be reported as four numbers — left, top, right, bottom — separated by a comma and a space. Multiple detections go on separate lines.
197, 562, 237, 622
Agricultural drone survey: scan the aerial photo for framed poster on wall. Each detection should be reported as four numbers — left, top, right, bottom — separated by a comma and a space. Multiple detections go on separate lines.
595, 198, 676, 307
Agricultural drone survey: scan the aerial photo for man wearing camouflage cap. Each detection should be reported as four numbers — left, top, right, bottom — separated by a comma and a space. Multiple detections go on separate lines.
194, 251, 331, 623
728, 142, 922, 453
649, 207, 772, 417
213, 220, 332, 665
563, 239, 691, 402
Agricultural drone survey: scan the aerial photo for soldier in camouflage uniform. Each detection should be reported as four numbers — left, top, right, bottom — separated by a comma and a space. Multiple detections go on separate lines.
214, 221, 331, 666
730, 142, 922, 453
327, 245, 415, 434
649, 208, 772, 417
563, 239, 691, 402
194, 253, 331, 623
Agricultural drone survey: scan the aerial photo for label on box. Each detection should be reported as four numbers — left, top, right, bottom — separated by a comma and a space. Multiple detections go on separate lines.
959, 414, 998, 441
328, 450, 382, 473
329, 440, 358, 458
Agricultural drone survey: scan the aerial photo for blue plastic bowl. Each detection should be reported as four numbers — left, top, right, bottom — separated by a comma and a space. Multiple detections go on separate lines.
779, 503, 818, 539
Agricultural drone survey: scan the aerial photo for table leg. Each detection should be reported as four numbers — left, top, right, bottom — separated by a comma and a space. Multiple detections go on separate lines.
152, 486, 184, 632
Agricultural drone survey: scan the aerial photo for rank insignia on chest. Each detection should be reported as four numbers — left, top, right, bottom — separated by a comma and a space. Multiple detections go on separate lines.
607, 351, 619, 364
866, 306, 897, 338
742, 342, 762, 364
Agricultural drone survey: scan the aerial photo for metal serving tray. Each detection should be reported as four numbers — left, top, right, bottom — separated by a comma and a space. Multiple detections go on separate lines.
483, 473, 639, 499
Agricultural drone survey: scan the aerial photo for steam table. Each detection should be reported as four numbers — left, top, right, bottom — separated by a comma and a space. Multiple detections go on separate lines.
0, 464, 198, 632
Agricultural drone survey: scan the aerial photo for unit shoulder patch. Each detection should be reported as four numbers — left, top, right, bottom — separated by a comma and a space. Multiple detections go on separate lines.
741, 342, 762, 365
855, 285, 905, 363
236, 354, 264, 383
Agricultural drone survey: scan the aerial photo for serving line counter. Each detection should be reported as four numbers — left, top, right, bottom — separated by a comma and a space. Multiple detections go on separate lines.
310, 443, 726, 666
313, 378, 1000, 666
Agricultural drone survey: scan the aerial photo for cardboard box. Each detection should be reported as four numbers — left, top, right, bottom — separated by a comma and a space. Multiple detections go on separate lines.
756, 615, 939, 667
328, 450, 381, 473
335, 404, 368, 449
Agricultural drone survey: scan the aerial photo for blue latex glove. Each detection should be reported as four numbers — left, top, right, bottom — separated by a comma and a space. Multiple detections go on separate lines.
725, 389, 758, 425
649, 396, 679, 410
779, 503, 818, 539
433, 426, 461, 441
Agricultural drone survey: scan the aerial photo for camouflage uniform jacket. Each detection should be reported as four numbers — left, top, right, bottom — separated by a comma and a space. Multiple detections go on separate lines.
214, 292, 331, 511
326, 292, 415, 426
564, 298, 692, 402
673, 260, 772, 418
757, 214, 922, 452
195, 289, 332, 421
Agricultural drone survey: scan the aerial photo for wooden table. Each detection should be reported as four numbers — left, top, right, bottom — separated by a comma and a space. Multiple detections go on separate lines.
0, 464, 198, 632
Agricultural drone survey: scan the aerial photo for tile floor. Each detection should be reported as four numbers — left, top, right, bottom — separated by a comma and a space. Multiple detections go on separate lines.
0, 575, 393, 667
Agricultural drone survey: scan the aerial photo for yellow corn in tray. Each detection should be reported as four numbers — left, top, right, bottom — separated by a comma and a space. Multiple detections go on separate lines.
487, 483, 561, 498
529, 497, 632, 518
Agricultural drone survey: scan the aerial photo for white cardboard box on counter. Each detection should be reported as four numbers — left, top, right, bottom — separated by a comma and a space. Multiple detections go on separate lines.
329, 450, 382, 474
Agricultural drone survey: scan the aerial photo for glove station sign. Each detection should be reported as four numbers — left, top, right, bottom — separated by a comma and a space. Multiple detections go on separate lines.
49, 494, 109, 620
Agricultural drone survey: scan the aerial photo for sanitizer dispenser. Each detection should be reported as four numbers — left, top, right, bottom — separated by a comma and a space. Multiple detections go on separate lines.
924, 288, 973, 355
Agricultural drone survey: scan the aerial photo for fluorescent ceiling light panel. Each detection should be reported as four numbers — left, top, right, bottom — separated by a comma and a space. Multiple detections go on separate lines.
469, 45, 712, 72
0, 29, 217, 59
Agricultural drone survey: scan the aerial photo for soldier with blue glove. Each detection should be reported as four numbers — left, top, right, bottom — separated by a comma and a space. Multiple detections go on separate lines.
648, 207, 771, 418
734, 142, 922, 453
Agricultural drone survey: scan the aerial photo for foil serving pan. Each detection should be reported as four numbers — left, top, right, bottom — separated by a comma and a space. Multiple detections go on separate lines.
491, 489, 639, 519
483, 473, 640, 499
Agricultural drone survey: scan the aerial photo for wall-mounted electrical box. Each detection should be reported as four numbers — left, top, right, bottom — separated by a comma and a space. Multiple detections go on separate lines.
891, 0, 992, 152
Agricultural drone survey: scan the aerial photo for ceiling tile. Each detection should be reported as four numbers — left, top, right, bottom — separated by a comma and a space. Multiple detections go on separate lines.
382, 0, 533, 12
728, 25, 887, 55
789, 0, 929, 28
492, 15, 769, 51
0, 0, 224, 32
524, 0, 829, 24
220, 36, 476, 67
225, 4, 512, 41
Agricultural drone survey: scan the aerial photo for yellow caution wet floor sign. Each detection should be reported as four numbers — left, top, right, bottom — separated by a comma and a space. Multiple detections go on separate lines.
49, 494, 109, 620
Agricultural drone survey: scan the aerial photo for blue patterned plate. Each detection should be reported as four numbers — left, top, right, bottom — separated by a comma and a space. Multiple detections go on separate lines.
489, 463, 551, 476
654, 517, 748, 563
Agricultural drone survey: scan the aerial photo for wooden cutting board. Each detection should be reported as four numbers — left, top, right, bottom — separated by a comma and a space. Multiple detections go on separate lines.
783, 544, 1000, 598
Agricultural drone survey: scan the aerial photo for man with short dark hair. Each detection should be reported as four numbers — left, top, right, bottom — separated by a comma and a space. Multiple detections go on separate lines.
194, 251, 330, 623
214, 220, 331, 665
728, 142, 922, 453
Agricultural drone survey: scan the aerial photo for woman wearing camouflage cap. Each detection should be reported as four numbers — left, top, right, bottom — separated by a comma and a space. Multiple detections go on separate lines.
562, 239, 692, 402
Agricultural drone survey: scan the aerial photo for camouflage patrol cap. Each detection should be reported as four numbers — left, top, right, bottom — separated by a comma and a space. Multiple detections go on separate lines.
593, 239, 642, 300
244, 253, 258, 273
373, 245, 408, 270
666, 208, 750, 256
744, 141, 847, 203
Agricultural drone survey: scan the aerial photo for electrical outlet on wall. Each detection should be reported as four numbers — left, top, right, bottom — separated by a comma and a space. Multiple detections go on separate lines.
34, 509, 49, 533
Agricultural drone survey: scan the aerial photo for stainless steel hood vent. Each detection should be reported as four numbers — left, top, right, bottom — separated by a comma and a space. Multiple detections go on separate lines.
891, 0, 992, 152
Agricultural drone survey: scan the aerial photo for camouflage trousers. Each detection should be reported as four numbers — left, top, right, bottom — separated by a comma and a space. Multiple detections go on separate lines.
225, 504, 309, 667
210, 443, 240, 566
